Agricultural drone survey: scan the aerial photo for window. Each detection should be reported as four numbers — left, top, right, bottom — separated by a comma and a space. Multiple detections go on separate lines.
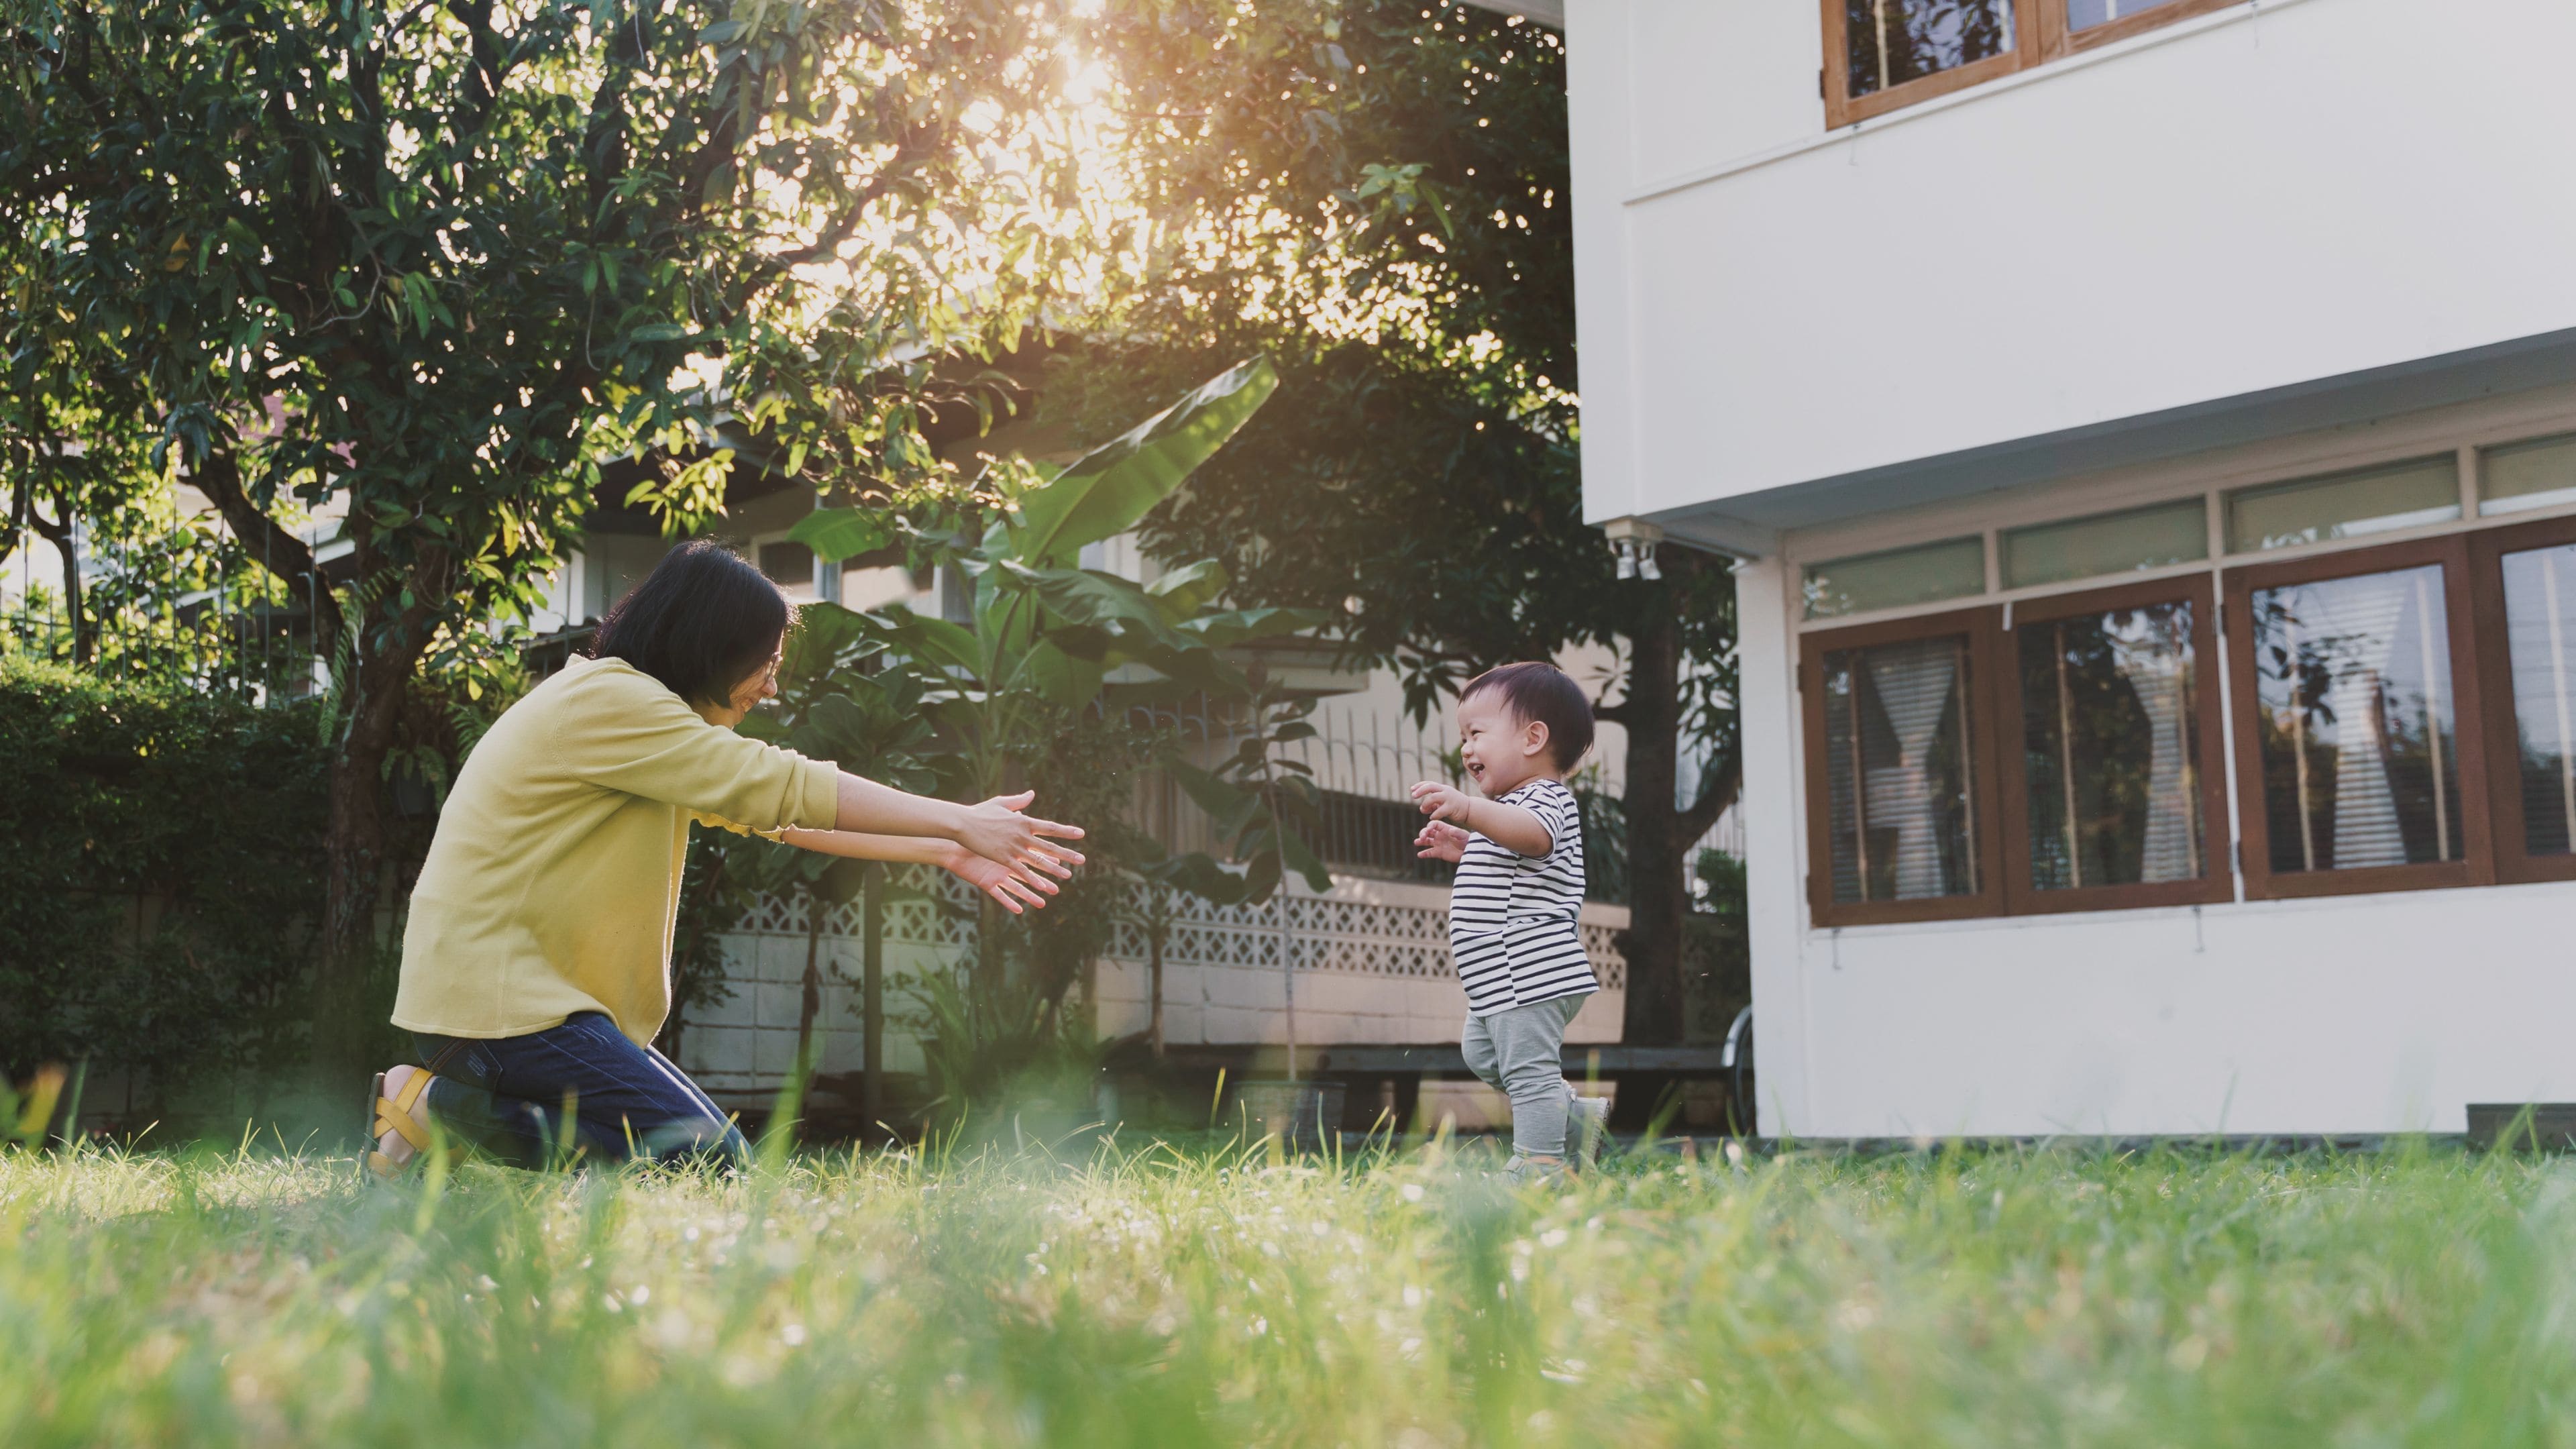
1801, 434, 2576, 924
1803, 608, 2004, 924
2472, 516, 2576, 884
1823, 0, 2247, 127
1998, 578, 2229, 912
2481, 434, 2576, 518
1803, 537, 1986, 620
2225, 457, 2461, 554
2224, 537, 2488, 898
2001, 498, 2207, 590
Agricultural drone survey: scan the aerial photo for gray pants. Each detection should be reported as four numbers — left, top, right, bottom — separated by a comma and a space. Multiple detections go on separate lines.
1461, 993, 1591, 1160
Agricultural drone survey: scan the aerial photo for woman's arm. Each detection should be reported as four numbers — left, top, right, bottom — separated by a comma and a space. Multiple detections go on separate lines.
779, 825, 1067, 916
834, 777, 1085, 873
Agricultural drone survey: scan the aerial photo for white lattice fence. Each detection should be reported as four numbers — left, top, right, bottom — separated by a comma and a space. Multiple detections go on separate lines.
681, 869, 1631, 1103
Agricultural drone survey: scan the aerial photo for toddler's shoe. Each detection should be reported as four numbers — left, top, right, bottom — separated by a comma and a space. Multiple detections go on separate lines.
1572, 1095, 1612, 1173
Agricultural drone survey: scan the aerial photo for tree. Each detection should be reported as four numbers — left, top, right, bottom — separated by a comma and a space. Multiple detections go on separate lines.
7, 0, 1087, 1078
1071, 0, 1739, 1067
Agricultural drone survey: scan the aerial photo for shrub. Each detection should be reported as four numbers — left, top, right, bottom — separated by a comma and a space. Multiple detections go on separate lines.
0, 661, 327, 1092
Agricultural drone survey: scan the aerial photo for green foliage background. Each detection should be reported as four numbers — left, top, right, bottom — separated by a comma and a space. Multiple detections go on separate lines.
0, 661, 327, 1093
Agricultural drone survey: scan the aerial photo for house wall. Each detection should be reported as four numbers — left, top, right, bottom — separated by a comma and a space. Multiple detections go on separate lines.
1568, 0, 2576, 526
1737, 380, 2576, 1138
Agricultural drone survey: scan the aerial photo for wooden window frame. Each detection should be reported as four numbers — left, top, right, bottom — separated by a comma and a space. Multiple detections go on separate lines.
1823, 0, 2245, 129
1992, 575, 2234, 916
2220, 535, 2496, 902
2470, 514, 2576, 886
1801, 604, 2009, 927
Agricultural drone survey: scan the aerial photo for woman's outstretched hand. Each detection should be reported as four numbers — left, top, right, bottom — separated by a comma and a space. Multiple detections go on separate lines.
956, 791, 1085, 875
942, 845, 1064, 915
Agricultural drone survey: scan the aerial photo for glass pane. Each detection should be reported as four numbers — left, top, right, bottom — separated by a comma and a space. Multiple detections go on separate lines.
1803, 537, 1986, 620
2065, 0, 2184, 32
1821, 635, 1982, 904
2001, 500, 2208, 589
2019, 601, 2204, 890
2502, 543, 2576, 856
1844, 0, 2015, 100
2247, 565, 2461, 873
2481, 434, 2576, 518
2225, 458, 2459, 553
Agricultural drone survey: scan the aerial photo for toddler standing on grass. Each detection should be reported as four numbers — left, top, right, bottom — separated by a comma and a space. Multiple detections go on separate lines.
1411, 661, 1610, 1181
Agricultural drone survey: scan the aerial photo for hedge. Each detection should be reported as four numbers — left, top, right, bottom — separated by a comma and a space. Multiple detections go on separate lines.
0, 660, 328, 1089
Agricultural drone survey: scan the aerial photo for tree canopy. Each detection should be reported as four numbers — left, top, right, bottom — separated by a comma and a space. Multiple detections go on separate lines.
4, 0, 1101, 1070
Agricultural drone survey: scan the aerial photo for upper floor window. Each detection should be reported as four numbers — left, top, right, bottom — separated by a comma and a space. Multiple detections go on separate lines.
1824, 0, 2245, 129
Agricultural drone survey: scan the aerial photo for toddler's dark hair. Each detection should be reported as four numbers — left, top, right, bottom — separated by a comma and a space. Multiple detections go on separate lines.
1460, 661, 1595, 771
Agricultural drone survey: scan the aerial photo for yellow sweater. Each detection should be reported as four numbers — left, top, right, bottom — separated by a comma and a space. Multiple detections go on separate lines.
392, 655, 840, 1046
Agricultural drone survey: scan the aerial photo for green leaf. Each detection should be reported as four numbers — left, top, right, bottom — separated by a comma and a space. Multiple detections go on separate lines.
1168, 760, 1260, 838
891, 610, 983, 676
1019, 639, 1104, 710
784, 601, 878, 681
1003, 562, 1202, 656
1144, 557, 1228, 621
1006, 356, 1277, 568
788, 506, 890, 564
1178, 606, 1332, 649
1281, 828, 1334, 894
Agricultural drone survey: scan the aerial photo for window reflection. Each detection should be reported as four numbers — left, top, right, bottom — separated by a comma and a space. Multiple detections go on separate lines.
2249, 566, 2461, 873
1823, 635, 1981, 902
2018, 602, 2202, 890
2502, 543, 2576, 856
1844, 0, 2015, 99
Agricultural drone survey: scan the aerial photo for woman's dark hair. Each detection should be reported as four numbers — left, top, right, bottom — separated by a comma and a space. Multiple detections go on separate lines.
1460, 661, 1596, 771
590, 539, 791, 708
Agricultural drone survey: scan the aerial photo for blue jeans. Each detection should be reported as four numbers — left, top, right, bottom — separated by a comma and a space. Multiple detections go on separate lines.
413, 1012, 749, 1168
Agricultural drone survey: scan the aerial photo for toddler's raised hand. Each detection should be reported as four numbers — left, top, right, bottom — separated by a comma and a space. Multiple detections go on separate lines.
1409, 780, 1472, 824
1413, 819, 1470, 863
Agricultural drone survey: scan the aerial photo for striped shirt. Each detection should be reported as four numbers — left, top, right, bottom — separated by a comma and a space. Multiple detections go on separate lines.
1448, 777, 1595, 1015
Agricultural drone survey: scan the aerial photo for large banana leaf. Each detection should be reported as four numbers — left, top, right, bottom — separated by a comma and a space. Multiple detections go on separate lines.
784, 504, 892, 565
1006, 356, 1277, 568
1143, 558, 1228, 622
1000, 561, 1204, 657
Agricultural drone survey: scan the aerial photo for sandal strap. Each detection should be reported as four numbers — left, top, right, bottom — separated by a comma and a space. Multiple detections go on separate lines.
374, 1073, 434, 1152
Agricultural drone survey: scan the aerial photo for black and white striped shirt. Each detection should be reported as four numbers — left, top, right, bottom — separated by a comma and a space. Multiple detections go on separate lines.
1448, 777, 1595, 1016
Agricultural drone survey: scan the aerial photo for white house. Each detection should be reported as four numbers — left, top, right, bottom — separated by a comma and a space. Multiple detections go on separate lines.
1566, 0, 2576, 1137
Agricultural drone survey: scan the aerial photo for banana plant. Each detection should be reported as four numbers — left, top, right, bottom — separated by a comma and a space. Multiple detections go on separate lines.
787, 356, 1323, 802
729, 600, 940, 1077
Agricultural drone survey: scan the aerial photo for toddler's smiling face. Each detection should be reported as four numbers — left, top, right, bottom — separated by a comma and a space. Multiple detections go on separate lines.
1455, 690, 1554, 797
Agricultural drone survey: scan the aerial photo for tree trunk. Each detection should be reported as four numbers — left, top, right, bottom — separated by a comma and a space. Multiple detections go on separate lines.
1147, 893, 1167, 1061
24, 488, 83, 663
1617, 600, 1686, 1049
798, 884, 824, 1068
310, 629, 421, 1087
861, 863, 883, 1137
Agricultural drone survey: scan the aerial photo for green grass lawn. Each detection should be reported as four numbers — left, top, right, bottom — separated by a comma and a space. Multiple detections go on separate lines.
5, 1131, 2573, 1446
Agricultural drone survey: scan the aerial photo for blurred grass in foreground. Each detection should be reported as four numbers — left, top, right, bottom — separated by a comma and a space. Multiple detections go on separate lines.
4, 1133, 2574, 1446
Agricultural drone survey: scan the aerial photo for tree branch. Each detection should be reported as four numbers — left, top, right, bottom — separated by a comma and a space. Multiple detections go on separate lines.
191, 442, 343, 660
762, 143, 926, 273
1677, 753, 1739, 846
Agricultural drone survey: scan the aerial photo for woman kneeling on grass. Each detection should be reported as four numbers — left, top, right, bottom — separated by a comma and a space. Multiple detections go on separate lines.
365, 540, 1085, 1179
